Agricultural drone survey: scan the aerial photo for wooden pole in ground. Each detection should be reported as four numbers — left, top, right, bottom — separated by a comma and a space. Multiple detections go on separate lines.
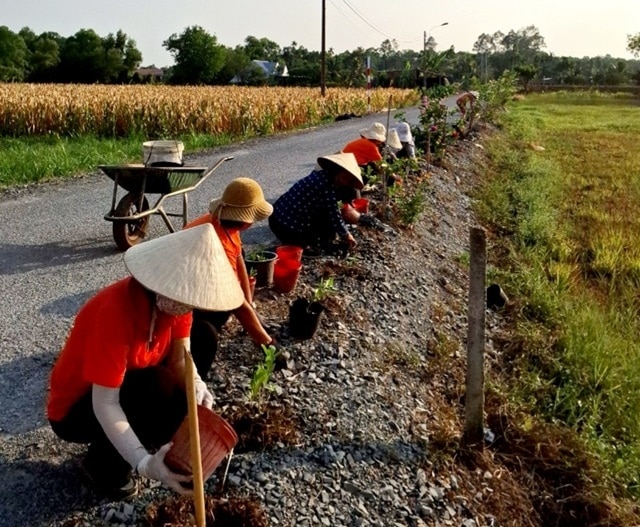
463, 226, 486, 448
184, 349, 206, 527
382, 94, 392, 208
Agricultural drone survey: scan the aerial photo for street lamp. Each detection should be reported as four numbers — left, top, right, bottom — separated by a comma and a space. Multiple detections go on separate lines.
423, 22, 449, 89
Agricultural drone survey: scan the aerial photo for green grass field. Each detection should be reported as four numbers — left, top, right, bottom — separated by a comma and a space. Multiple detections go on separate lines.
478, 91, 640, 501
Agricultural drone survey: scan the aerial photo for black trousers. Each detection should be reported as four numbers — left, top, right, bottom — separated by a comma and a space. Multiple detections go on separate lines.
269, 214, 338, 248
190, 309, 231, 380
49, 367, 187, 487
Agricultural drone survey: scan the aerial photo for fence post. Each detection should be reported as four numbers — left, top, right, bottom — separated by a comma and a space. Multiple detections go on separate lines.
463, 226, 486, 448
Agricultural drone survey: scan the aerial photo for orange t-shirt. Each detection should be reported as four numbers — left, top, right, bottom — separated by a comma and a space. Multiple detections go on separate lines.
184, 213, 241, 275
342, 137, 383, 166
47, 277, 192, 422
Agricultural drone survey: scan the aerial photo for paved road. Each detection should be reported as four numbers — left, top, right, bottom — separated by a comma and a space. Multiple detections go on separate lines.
0, 105, 424, 437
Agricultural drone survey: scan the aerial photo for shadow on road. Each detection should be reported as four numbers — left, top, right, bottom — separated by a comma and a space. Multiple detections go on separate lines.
0, 350, 57, 435
41, 290, 97, 319
0, 456, 97, 527
0, 237, 116, 276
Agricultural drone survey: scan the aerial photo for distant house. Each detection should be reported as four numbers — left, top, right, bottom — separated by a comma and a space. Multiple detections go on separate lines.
134, 67, 164, 83
230, 60, 289, 85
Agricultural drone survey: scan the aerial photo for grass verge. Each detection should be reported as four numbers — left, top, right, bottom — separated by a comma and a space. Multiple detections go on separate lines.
475, 91, 640, 519
0, 133, 237, 188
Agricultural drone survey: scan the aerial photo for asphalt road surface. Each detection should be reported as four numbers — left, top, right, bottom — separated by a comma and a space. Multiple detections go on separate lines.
0, 105, 425, 438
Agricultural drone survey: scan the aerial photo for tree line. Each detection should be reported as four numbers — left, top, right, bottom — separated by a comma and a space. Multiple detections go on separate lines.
0, 24, 638, 88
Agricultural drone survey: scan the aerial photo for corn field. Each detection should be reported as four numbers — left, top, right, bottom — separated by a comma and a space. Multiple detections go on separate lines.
0, 84, 417, 138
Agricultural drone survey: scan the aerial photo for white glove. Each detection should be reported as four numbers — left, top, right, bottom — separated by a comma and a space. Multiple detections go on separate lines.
136, 443, 193, 495
194, 378, 214, 409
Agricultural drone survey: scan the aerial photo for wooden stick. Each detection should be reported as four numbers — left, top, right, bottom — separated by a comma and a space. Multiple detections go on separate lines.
382, 95, 392, 206
184, 348, 206, 527
463, 227, 486, 448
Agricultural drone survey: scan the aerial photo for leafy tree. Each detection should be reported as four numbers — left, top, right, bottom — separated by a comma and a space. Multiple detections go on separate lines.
163, 25, 225, 84
28, 32, 62, 81
243, 36, 281, 61
514, 63, 538, 91
282, 41, 320, 84
628, 33, 640, 57
101, 30, 142, 82
422, 47, 455, 87
0, 26, 28, 81
334, 47, 368, 87
58, 29, 105, 82
501, 25, 546, 65
215, 45, 250, 83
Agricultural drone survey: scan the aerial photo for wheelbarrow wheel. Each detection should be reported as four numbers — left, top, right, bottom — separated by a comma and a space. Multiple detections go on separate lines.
112, 192, 150, 251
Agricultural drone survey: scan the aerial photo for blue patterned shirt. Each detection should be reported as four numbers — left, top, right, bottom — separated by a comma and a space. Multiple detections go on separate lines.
272, 170, 348, 237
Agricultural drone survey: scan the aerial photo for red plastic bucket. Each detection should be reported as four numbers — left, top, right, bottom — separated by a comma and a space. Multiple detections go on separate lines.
165, 405, 238, 481
276, 245, 303, 262
353, 198, 370, 214
273, 258, 303, 294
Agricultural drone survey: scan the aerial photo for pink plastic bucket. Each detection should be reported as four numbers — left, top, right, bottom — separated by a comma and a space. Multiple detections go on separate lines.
165, 406, 238, 481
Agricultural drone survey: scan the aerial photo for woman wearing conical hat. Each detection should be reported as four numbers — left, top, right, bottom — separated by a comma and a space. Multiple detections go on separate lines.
47, 225, 242, 501
269, 153, 362, 255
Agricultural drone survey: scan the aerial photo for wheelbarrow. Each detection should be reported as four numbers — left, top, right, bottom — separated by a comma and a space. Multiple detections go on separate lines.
99, 156, 232, 251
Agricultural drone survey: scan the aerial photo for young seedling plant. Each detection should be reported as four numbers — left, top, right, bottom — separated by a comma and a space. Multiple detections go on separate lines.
313, 277, 337, 302
249, 344, 280, 401
246, 246, 269, 262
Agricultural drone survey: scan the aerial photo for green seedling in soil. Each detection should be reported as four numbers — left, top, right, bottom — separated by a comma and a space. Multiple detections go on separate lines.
246, 247, 270, 262
249, 344, 279, 401
248, 267, 258, 277
313, 276, 337, 302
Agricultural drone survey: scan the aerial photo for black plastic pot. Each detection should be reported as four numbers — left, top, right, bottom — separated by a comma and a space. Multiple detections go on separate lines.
288, 298, 325, 339
244, 251, 277, 287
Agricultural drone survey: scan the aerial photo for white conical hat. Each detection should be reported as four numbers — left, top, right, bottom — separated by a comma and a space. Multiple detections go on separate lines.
124, 223, 244, 311
387, 129, 402, 150
317, 153, 364, 190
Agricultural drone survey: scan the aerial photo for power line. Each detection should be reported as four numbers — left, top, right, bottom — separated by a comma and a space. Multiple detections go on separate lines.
330, 0, 416, 46
341, 0, 394, 40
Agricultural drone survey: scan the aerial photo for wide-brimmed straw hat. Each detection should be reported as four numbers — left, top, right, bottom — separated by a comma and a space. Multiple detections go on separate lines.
317, 153, 364, 190
208, 178, 273, 224
124, 224, 244, 311
395, 122, 414, 145
359, 122, 386, 142
387, 129, 402, 150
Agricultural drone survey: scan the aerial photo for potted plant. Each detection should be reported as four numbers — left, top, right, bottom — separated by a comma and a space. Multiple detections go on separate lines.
288, 277, 335, 339
244, 247, 277, 287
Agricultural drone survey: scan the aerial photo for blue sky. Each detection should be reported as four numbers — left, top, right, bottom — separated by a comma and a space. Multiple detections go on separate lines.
4, 0, 638, 67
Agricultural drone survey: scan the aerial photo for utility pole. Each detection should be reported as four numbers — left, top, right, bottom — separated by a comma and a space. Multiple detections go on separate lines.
321, 0, 326, 97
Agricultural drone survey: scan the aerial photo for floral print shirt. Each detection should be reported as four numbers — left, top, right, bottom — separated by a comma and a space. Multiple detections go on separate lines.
272, 170, 348, 237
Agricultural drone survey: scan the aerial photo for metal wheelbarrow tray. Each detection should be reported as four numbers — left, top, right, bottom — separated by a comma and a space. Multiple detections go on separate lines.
99, 156, 232, 251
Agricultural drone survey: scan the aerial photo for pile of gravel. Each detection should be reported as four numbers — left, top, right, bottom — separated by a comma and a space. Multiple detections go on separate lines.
3, 139, 503, 527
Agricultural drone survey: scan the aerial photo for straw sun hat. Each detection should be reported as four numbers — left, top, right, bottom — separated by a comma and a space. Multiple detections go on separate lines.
317, 153, 364, 190
208, 178, 273, 224
359, 122, 387, 142
124, 223, 244, 311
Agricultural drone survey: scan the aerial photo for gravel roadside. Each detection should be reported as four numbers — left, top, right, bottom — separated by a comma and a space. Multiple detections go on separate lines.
0, 132, 503, 527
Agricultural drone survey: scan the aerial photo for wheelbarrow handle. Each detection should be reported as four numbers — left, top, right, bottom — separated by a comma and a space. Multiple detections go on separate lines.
202, 156, 234, 179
